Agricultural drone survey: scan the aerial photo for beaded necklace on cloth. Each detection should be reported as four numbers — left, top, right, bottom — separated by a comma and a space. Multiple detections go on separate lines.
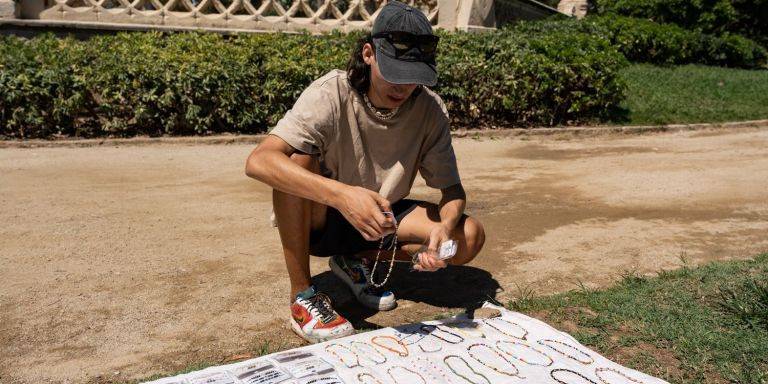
595, 367, 647, 384
466, 343, 522, 378
368, 221, 398, 288
536, 339, 595, 365
362, 93, 400, 120
443, 355, 491, 384
550, 368, 598, 384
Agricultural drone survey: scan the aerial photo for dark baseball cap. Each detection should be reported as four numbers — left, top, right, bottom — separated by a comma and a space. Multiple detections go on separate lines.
372, 1, 438, 86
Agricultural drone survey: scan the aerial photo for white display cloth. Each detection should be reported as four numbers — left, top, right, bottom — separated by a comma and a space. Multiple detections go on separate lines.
145, 303, 669, 384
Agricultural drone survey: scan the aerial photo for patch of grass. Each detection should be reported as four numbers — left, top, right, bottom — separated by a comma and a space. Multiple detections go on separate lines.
510, 253, 768, 384
616, 64, 768, 126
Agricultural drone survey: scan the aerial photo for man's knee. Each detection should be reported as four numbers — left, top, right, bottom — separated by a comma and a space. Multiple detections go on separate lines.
453, 216, 485, 266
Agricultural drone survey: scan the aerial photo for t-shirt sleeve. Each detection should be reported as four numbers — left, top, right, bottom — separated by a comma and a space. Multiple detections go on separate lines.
269, 81, 338, 155
419, 102, 461, 189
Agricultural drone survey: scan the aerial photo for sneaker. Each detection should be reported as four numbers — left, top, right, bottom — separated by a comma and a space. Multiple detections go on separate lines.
329, 254, 397, 311
290, 286, 354, 343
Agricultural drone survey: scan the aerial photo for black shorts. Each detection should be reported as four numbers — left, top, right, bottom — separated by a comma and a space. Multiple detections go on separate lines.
309, 199, 421, 257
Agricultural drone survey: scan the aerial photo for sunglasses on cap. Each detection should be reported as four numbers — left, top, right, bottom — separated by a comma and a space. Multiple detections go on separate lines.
372, 31, 440, 56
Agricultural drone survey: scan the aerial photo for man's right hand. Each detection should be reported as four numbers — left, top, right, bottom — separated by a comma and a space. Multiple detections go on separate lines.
336, 186, 395, 241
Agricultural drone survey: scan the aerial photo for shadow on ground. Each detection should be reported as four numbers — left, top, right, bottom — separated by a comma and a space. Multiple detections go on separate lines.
313, 264, 501, 330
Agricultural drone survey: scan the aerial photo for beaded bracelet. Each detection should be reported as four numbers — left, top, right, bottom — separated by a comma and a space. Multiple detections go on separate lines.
323, 343, 361, 368
370, 335, 409, 357
482, 317, 529, 340
349, 340, 387, 365
536, 339, 595, 365
413, 357, 456, 384
369, 222, 398, 288
387, 365, 427, 384
443, 355, 492, 384
394, 328, 442, 352
466, 343, 522, 378
495, 340, 554, 366
420, 324, 465, 344
356, 372, 385, 384
595, 367, 647, 384
550, 368, 598, 384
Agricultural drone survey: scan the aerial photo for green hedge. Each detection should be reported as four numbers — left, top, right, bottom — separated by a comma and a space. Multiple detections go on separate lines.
509, 15, 768, 68
594, 0, 768, 48
0, 30, 627, 138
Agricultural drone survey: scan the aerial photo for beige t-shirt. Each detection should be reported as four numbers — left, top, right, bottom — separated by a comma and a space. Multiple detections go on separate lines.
270, 69, 461, 202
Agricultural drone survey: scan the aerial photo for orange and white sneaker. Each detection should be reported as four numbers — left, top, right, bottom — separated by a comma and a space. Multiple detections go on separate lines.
290, 285, 354, 343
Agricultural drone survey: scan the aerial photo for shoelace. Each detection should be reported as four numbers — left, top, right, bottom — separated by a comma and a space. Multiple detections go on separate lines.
304, 292, 337, 324
358, 259, 387, 296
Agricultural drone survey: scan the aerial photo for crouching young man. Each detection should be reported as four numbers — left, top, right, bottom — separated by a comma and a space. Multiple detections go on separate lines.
245, 1, 485, 343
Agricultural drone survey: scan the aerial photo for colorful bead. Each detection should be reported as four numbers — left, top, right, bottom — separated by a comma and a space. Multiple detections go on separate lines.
371, 335, 409, 357
496, 340, 554, 366
387, 365, 427, 384
550, 368, 598, 384
482, 317, 529, 340
324, 343, 360, 368
537, 339, 594, 365
595, 367, 647, 384
443, 355, 492, 384
466, 343, 522, 378
350, 341, 387, 365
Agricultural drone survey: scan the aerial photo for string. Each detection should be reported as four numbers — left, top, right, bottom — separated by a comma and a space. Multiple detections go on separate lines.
323, 343, 361, 368
496, 340, 554, 366
443, 355, 492, 384
537, 339, 595, 365
420, 324, 465, 344
387, 366, 427, 384
349, 341, 387, 365
370, 335, 409, 357
595, 367, 647, 384
483, 317, 529, 340
466, 343, 522, 378
369, 220, 398, 288
550, 368, 598, 384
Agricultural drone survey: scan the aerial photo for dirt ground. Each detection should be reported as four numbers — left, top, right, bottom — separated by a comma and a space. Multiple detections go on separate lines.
1, 127, 767, 384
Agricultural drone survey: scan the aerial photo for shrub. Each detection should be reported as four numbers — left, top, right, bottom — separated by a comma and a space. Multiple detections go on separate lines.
594, 0, 768, 48
0, 30, 627, 138
508, 15, 768, 68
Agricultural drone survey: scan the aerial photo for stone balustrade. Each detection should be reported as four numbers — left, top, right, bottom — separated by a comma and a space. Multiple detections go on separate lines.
0, 0, 515, 33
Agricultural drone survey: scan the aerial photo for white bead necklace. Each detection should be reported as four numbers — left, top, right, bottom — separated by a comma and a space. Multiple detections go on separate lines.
363, 93, 399, 120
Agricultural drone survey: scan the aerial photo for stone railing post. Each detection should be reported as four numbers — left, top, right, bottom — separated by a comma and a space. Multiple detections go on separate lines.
0, 0, 20, 19
437, 0, 496, 31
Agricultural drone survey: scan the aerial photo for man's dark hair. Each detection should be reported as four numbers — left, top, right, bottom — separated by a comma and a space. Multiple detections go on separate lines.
347, 33, 373, 95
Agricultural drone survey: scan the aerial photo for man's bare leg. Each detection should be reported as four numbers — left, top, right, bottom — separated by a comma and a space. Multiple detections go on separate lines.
272, 153, 326, 299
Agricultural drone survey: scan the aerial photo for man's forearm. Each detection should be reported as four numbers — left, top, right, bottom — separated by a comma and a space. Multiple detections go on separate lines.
438, 183, 466, 230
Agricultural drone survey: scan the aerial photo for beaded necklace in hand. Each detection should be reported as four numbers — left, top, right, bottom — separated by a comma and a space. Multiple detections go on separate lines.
537, 339, 595, 365
595, 367, 647, 384
495, 339, 554, 366
550, 368, 598, 384
368, 221, 398, 288
466, 343, 522, 378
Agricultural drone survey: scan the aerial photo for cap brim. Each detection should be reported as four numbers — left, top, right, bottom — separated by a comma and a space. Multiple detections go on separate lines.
375, 41, 437, 87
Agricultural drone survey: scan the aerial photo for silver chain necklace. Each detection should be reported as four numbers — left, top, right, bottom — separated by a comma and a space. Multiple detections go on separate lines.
362, 93, 399, 120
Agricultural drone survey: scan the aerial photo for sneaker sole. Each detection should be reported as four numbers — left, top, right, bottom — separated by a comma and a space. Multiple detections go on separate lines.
329, 256, 397, 311
289, 318, 354, 344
